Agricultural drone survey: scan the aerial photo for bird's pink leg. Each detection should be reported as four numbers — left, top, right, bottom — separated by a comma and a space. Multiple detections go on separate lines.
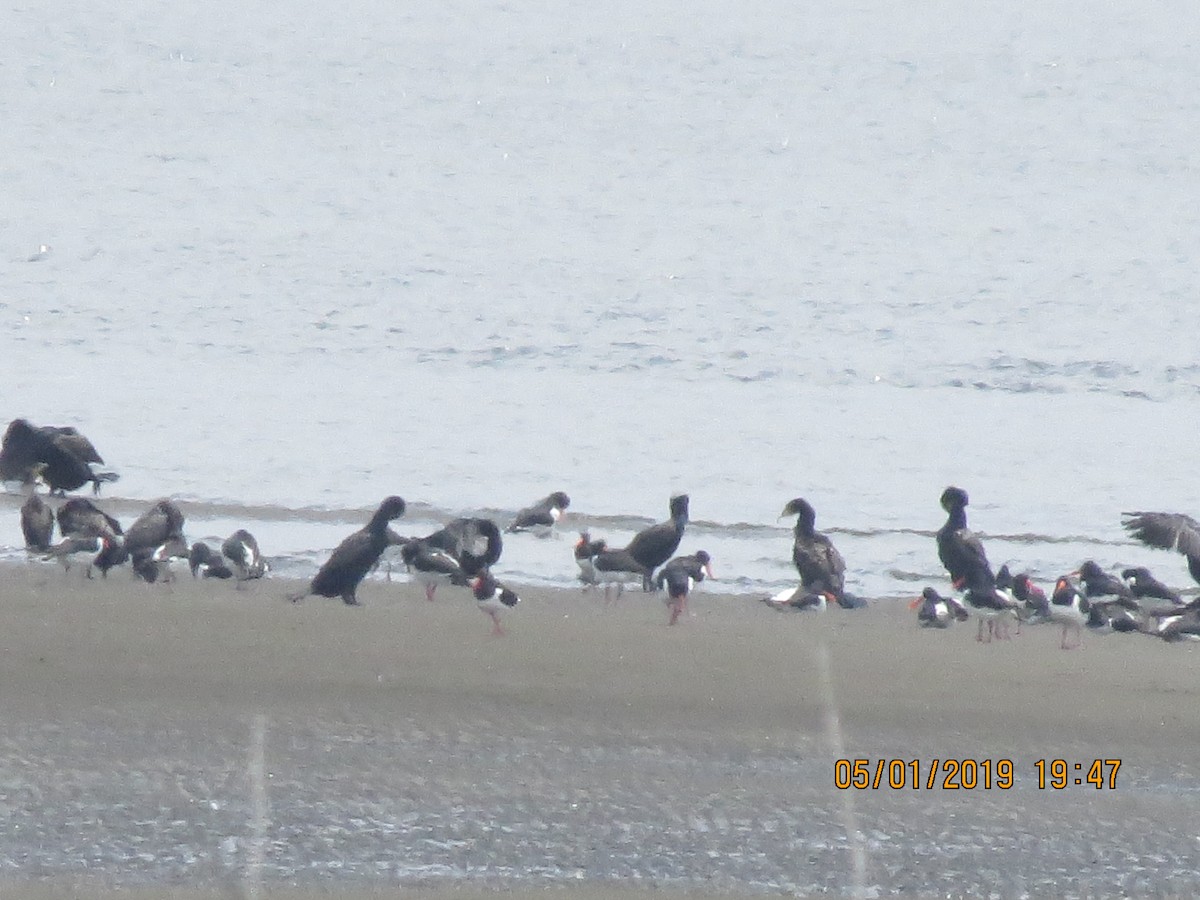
489, 610, 506, 636
425, 583, 436, 602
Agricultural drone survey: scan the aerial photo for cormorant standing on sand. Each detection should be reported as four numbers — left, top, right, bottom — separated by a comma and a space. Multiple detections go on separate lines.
290, 496, 407, 605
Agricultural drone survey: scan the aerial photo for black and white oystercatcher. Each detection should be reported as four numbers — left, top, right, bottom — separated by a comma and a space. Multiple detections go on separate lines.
291, 495, 407, 605
626, 493, 689, 589
189, 542, 234, 579
592, 546, 652, 603
573, 531, 607, 587
1121, 566, 1182, 605
1048, 575, 1089, 649
421, 517, 503, 576
655, 550, 714, 624
1073, 560, 1138, 607
400, 540, 470, 600
222, 529, 269, 583
471, 569, 520, 635
910, 587, 969, 628
45, 533, 122, 579
506, 491, 571, 535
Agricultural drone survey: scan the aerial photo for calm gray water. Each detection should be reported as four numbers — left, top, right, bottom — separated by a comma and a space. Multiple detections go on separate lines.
2, 0, 1199, 891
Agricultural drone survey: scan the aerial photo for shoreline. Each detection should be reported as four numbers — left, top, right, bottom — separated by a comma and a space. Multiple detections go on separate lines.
2, 562, 1199, 897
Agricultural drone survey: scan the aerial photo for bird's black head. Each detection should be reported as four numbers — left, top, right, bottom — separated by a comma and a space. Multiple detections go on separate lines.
549, 491, 571, 509
780, 497, 815, 523
939, 486, 969, 513
921, 586, 942, 601
1076, 560, 1103, 581
669, 494, 690, 519
693, 550, 711, 565
379, 495, 407, 520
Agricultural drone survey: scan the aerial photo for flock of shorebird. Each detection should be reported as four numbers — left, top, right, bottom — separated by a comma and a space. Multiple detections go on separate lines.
6, 418, 1200, 643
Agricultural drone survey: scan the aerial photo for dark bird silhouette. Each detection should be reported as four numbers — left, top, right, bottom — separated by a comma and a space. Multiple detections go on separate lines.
400, 540, 470, 600
935, 487, 995, 592
506, 491, 571, 534
1010, 571, 1050, 621
936, 488, 1014, 641
1146, 608, 1200, 642
655, 550, 713, 625
1073, 560, 1138, 608
123, 500, 187, 583
421, 517, 503, 576
136, 535, 190, 583
222, 529, 269, 583
291, 496, 407, 605
1121, 566, 1182, 605
1122, 511, 1200, 586
57, 497, 123, 539
626, 493, 689, 589
0, 418, 118, 494
471, 569, 520, 635
780, 498, 846, 604
910, 587, 969, 628
20, 493, 55, 551
189, 542, 233, 579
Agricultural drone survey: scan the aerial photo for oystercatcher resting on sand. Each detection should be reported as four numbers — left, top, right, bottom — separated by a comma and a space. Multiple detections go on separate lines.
222, 529, 269, 584
655, 550, 714, 624
189, 542, 233, 579
1074, 560, 1138, 607
910, 587, 969, 628
1121, 566, 1182, 606
506, 491, 570, 535
471, 569, 519, 635
780, 497, 846, 607
289, 495, 407, 605
626, 494, 689, 590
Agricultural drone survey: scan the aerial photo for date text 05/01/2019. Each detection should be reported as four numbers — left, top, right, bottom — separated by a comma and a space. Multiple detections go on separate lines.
832, 759, 1122, 790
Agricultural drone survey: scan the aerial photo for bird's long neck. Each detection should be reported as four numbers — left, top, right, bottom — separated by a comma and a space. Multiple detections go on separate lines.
946, 507, 967, 531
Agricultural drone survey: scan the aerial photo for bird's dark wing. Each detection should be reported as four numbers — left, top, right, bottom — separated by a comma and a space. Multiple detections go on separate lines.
626, 522, 682, 569
1123, 512, 1200, 557
793, 534, 846, 593
311, 528, 379, 595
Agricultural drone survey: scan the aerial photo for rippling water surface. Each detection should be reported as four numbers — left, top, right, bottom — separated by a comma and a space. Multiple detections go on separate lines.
2, 0, 1199, 890
5, 0, 1200, 596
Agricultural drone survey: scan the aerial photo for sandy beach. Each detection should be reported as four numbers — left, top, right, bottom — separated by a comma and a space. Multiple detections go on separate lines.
2, 561, 1199, 898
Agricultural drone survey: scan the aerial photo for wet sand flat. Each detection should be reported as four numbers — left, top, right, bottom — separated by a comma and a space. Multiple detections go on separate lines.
2, 563, 1199, 898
